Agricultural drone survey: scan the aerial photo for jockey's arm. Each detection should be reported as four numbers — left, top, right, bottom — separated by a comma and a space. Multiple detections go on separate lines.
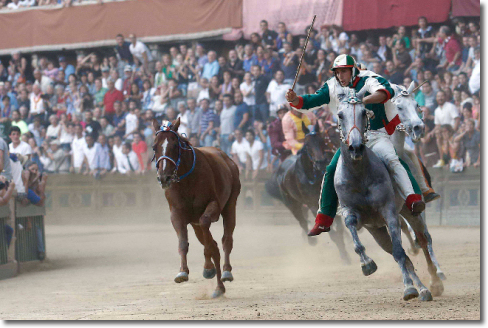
363, 90, 388, 105
287, 82, 330, 111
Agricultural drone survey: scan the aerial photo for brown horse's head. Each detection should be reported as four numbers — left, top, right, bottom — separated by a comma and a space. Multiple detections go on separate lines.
152, 117, 184, 189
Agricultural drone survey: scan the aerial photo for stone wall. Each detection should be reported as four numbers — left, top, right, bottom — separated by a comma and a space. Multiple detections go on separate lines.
43, 168, 480, 226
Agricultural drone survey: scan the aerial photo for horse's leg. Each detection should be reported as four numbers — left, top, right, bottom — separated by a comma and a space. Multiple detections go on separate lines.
171, 213, 190, 283
220, 198, 237, 282
382, 209, 419, 301
401, 210, 445, 297
313, 205, 350, 264
344, 215, 376, 276
190, 223, 216, 279
400, 215, 420, 256
284, 196, 316, 245
366, 225, 432, 301
199, 200, 225, 298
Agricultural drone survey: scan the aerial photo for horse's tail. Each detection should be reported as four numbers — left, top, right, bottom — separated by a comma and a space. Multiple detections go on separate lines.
265, 176, 283, 202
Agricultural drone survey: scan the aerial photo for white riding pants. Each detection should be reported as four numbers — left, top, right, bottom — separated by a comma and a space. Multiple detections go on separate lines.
366, 130, 414, 200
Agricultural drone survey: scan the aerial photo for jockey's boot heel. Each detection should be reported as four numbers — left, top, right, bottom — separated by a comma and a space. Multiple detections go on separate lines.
406, 194, 425, 216
308, 213, 334, 236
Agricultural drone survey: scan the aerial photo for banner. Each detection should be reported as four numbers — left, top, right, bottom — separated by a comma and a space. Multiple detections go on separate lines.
452, 0, 480, 17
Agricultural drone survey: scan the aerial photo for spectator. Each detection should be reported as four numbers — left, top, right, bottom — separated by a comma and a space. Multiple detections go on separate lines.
230, 128, 250, 173
103, 79, 124, 121
70, 124, 86, 173
10, 110, 28, 135
437, 26, 462, 72
43, 139, 70, 174
240, 72, 255, 108
46, 115, 61, 140
9, 126, 32, 159
141, 79, 155, 111
280, 42, 299, 84
454, 118, 480, 168
260, 20, 278, 50
21, 161, 47, 208
233, 91, 250, 132
123, 103, 138, 141
33, 69, 52, 94
128, 34, 154, 73
266, 70, 291, 117
115, 34, 134, 65
219, 94, 236, 155
385, 60, 404, 85
97, 134, 112, 174
242, 44, 258, 72
198, 98, 217, 147
118, 142, 140, 175
100, 116, 114, 137
176, 101, 190, 137
227, 50, 244, 79
131, 133, 147, 173
282, 106, 317, 155
251, 65, 270, 122
29, 84, 45, 118
186, 98, 201, 138
267, 104, 290, 163
84, 110, 102, 141
58, 56, 75, 84
82, 134, 104, 178
244, 129, 267, 180
201, 51, 219, 81
392, 39, 411, 75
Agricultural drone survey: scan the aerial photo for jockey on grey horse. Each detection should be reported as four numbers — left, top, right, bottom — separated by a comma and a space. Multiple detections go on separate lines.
334, 87, 444, 301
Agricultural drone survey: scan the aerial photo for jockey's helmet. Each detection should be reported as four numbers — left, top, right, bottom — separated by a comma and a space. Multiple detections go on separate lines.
331, 54, 359, 85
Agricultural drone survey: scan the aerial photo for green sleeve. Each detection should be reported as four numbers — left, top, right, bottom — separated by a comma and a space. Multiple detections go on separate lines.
372, 76, 395, 100
300, 82, 331, 109
415, 92, 425, 107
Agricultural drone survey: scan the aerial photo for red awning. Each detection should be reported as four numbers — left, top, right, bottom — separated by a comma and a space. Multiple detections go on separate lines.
451, 0, 480, 17
0, 0, 242, 55
340, 0, 451, 31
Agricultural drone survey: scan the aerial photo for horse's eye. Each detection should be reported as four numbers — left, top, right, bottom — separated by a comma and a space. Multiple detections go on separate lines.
362, 110, 367, 117
397, 107, 402, 111
338, 112, 344, 120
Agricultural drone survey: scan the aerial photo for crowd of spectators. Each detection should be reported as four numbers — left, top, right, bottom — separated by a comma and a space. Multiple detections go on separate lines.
0, 0, 102, 10
0, 16, 480, 185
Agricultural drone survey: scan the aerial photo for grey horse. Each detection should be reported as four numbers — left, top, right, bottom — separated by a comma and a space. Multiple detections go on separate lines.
334, 87, 437, 301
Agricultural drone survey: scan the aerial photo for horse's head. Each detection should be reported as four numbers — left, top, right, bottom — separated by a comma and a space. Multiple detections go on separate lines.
391, 81, 426, 142
337, 86, 373, 161
300, 121, 328, 173
152, 117, 184, 189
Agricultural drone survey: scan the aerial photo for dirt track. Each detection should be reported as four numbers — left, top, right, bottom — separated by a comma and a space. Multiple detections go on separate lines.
0, 219, 480, 320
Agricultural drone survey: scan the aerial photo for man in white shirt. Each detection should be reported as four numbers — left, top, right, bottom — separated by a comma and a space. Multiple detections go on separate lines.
82, 134, 104, 178
220, 94, 237, 155
244, 129, 267, 180
46, 115, 61, 141
29, 84, 45, 117
33, 69, 53, 94
433, 90, 460, 168
124, 102, 139, 141
118, 142, 140, 175
70, 124, 87, 174
9, 126, 32, 159
230, 128, 250, 172
112, 135, 125, 173
266, 70, 291, 117
128, 34, 154, 73
176, 101, 190, 137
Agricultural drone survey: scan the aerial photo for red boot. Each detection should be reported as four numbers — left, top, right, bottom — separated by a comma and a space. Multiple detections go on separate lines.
406, 194, 425, 215
308, 213, 334, 236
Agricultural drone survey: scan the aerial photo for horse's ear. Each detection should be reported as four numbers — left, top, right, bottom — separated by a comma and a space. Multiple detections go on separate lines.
407, 81, 415, 94
302, 121, 310, 135
315, 120, 320, 134
356, 85, 368, 100
152, 118, 160, 132
172, 117, 181, 132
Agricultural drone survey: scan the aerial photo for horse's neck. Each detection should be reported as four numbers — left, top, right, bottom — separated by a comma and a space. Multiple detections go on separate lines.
297, 151, 317, 183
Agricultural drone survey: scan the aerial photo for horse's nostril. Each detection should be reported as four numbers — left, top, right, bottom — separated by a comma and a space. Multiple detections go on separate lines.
413, 125, 421, 132
349, 145, 354, 152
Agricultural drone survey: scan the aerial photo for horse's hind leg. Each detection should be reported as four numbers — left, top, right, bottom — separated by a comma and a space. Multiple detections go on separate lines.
400, 216, 420, 256
402, 210, 445, 296
344, 215, 376, 276
366, 226, 432, 301
220, 199, 237, 282
171, 212, 190, 283
382, 211, 419, 301
284, 196, 316, 245
200, 200, 225, 298
191, 223, 216, 279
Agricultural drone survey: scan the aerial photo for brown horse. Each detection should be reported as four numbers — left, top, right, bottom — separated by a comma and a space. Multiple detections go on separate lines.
152, 118, 241, 298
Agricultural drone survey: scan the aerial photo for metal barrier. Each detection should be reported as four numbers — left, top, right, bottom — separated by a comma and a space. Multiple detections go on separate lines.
0, 217, 8, 265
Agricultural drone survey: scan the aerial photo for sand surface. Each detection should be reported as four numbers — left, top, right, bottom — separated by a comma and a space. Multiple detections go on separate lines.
0, 219, 480, 320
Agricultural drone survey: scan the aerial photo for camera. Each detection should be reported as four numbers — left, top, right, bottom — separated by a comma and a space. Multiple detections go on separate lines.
0, 180, 10, 190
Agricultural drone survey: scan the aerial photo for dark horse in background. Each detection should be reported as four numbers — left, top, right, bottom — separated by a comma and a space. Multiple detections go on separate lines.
265, 122, 350, 262
152, 118, 241, 298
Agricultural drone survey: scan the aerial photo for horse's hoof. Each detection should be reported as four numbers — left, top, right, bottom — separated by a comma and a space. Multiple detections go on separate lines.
212, 288, 225, 298
203, 268, 216, 279
361, 260, 377, 276
174, 272, 189, 283
403, 287, 419, 301
437, 271, 446, 281
408, 247, 420, 256
222, 271, 234, 282
430, 281, 444, 296
419, 289, 433, 301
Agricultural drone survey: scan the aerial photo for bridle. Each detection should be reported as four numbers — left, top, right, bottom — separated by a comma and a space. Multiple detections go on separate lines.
153, 124, 196, 183
337, 95, 371, 145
